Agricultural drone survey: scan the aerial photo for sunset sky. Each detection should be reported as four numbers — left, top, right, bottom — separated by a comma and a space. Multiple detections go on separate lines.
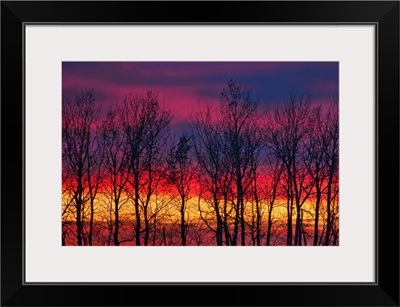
62, 61, 339, 246
62, 62, 338, 134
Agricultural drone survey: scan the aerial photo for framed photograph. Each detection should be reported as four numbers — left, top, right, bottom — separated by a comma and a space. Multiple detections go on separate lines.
1, 1, 399, 306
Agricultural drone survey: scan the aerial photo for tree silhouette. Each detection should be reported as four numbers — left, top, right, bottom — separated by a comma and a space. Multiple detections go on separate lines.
263, 149, 284, 246
62, 83, 339, 246
322, 103, 339, 245
101, 109, 131, 245
62, 88, 100, 246
119, 91, 172, 245
265, 94, 316, 245
303, 107, 328, 245
192, 105, 226, 245
218, 80, 259, 245
246, 123, 264, 245
167, 134, 193, 246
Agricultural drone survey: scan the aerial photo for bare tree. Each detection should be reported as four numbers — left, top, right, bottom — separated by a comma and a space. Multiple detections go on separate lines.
140, 105, 171, 246
323, 103, 339, 245
304, 107, 328, 246
62, 83, 339, 246
218, 80, 259, 245
247, 128, 264, 245
167, 134, 193, 246
265, 94, 316, 245
264, 150, 284, 246
192, 105, 226, 245
62, 88, 100, 246
86, 122, 104, 246
120, 91, 172, 245
101, 109, 131, 245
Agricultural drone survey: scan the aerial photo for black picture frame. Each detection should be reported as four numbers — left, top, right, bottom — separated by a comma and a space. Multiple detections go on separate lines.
1, 1, 399, 306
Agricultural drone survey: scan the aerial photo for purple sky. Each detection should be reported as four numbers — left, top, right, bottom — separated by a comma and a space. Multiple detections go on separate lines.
62, 62, 338, 134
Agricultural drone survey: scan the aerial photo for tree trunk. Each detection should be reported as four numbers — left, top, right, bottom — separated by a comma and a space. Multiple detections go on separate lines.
232, 200, 239, 246
223, 196, 231, 246
216, 214, 223, 246
143, 205, 150, 246
76, 183, 83, 246
180, 194, 186, 246
239, 190, 245, 246
134, 188, 141, 246
294, 203, 302, 246
89, 198, 94, 246
286, 195, 293, 246
324, 182, 332, 246
162, 226, 167, 246
255, 197, 261, 246
76, 205, 82, 246
266, 204, 273, 246
313, 189, 321, 246
114, 199, 120, 246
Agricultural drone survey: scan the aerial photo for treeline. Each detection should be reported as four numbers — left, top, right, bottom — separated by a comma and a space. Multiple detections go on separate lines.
62, 80, 339, 246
